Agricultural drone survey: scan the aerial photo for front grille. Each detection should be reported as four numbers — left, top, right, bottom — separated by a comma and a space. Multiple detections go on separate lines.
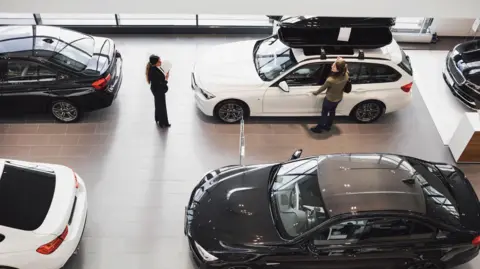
447, 57, 466, 85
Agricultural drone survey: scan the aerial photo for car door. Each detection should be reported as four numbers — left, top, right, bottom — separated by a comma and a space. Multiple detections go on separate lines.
303, 217, 440, 269
336, 62, 402, 116
0, 60, 56, 115
262, 62, 328, 115
342, 217, 442, 269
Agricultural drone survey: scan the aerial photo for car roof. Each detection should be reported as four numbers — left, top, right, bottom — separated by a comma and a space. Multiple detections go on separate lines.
317, 154, 427, 217
0, 25, 91, 55
292, 38, 402, 64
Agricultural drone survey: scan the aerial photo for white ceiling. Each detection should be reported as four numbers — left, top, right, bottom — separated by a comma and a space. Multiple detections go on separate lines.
1, 0, 479, 19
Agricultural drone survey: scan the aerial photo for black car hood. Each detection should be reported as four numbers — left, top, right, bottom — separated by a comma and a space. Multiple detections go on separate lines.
187, 163, 284, 251
454, 40, 480, 70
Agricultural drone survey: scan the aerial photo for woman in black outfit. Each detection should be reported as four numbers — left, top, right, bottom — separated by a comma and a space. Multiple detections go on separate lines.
146, 54, 170, 127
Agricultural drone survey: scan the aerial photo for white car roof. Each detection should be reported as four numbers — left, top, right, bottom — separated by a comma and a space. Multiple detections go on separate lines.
292, 39, 403, 65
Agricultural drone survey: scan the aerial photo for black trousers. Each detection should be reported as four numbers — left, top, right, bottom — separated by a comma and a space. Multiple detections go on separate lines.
153, 92, 169, 125
317, 98, 340, 129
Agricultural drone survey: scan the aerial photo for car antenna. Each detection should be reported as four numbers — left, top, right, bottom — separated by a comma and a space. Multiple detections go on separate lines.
239, 116, 245, 167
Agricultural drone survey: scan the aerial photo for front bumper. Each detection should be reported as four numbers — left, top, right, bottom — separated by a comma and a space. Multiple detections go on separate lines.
443, 71, 478, 110
191, 72, 215, 116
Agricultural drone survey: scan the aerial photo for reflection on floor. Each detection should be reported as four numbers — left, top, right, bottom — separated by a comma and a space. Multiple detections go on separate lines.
407, 49, 472, 145
0, 36, 478, 268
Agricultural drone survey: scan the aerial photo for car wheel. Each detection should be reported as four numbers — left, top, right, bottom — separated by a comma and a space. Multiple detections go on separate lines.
50, 100, 81, 123
215, 100, 249, 124
350, 100, 385, 123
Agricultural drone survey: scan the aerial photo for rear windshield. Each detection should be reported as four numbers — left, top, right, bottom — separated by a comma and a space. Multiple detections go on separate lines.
408, 160, 461, 226
0, 162, 56, 231
84, 38, 113, 76
399, 49, 413, 76
35, 26, 95, 72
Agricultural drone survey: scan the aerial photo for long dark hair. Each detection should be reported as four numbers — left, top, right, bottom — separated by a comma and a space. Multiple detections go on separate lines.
146, 54, 160, 83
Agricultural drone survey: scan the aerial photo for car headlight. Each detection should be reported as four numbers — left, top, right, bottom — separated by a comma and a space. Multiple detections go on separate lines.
200, 88, 216, 99
194, 241, 218, 261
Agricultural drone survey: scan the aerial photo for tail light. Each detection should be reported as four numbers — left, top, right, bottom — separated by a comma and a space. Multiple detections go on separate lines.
73, 172, 79, 189
401, 82, 413, 93
92, 73, 111, 90
36, 226, 68, 255
472, 236, 480, 246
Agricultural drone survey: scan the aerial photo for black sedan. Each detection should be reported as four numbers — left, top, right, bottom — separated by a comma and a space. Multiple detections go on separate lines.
185, 151, 480, 269
443, 39, 480, 109
0, 25, 122, 122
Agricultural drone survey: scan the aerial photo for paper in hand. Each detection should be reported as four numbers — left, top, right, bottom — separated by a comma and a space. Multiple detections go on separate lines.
159, 60, 173, 74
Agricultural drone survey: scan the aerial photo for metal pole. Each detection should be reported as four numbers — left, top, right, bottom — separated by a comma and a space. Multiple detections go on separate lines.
239, 117, 245, 166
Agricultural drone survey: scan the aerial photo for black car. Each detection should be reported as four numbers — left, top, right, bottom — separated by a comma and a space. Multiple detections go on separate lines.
0, 25, 122, 122
443, 39, 480, 109
185, 151, 480, 269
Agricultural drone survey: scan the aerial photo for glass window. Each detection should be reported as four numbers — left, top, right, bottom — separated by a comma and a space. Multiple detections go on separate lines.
198, 14, 271, 27
356, 63, 401, 84
6, 61, 57, 82
271, 158, 326, 239
283, 63, 324, 86
0, 60, 6, 81
314, 220, 367, 244
118, 14, 196, 26
255, 36, 298, 82
314, 217, 434, 245
347, 62, 361, 84
392, 17, 425, 33
40, 13, 116, 26
399, 49, 413, 76
360, 218, 434, 241
0, 13, 35, 25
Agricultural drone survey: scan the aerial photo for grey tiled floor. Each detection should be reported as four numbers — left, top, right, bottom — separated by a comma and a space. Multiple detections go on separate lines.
0, 36, 478, 268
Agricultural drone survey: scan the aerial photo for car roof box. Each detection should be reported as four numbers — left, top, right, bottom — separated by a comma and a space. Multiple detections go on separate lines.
279, 17, 396, 28
278, 27, 393, 49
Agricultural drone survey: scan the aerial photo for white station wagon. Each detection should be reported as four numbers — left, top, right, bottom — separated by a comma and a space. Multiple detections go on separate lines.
191, 35, 414, 123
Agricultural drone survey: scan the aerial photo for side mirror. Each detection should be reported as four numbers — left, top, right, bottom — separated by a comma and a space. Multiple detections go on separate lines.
279, 81, 289, 92
290, 149, 303, 160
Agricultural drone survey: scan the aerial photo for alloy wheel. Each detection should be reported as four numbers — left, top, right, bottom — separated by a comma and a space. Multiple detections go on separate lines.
355, 102, 382, 123
218, 103, 244, 123
52, 101, 79, 122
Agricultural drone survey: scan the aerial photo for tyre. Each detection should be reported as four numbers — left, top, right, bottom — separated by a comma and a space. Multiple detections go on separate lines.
215, 100, 249, 124
350, 100, 385, 123
50, 100, 82, 123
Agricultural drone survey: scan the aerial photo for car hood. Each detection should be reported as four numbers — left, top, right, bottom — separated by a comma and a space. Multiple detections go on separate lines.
187, 163, 284, 251
193, 40, 266, 93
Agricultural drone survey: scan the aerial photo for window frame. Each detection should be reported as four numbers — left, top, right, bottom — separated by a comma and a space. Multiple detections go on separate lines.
281, 62, 327, 87
311, 216, 438, 247
349, 62, 402, 85
4, 59, 59, 84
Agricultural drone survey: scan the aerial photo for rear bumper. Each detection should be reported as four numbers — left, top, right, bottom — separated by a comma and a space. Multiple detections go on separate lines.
49, 173, 88, 269
6, 174, 88, 269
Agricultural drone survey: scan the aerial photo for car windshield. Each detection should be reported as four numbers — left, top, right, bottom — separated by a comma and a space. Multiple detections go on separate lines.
254, 36, 298, 81
270, 157, 328, 239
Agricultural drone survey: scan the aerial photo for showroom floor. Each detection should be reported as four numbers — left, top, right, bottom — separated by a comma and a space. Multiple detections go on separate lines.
0, 35, 479, 268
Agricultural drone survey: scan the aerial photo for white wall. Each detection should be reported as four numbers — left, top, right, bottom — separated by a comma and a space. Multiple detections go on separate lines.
432, 18, 478, 37
0, 0, 479, 19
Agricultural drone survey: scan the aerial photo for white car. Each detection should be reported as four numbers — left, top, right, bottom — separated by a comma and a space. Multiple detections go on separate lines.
0, 160, 87, 269
192, 35, 414, 123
